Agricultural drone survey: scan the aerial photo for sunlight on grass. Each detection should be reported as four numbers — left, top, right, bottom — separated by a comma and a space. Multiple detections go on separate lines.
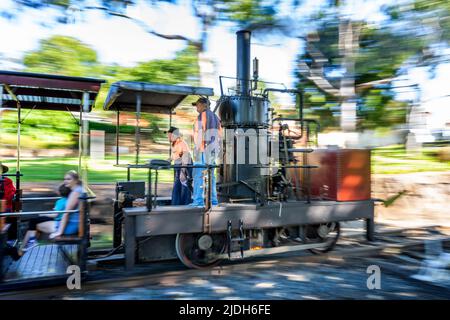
372, 145, 450, 174
2, 154, 174, 183
91, 233, 113, 249
2, 144, 448, 182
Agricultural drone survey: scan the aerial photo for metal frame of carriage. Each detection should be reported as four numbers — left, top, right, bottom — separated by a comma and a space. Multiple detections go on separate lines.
0, 71, 104, 288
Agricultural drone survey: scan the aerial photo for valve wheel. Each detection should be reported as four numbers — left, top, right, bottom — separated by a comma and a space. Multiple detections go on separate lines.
175, 233, 227, 269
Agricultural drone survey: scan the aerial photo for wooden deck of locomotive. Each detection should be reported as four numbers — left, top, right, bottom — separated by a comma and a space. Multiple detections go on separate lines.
2, 244, 77, 284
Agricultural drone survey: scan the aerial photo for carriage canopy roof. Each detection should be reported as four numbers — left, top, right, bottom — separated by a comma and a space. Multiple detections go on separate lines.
0, 70, 105, 112
102, 81, 214, 114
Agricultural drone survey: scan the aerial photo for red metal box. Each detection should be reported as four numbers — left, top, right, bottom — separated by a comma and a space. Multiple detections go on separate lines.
304, 149, 371, 201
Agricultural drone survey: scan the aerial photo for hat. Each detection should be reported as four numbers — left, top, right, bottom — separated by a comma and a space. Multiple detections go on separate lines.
1, 162, 9, 174
191, 97, 210, 107
164, 126, 179, 134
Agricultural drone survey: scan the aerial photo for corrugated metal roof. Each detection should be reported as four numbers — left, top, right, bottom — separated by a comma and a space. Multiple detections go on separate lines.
103, 81, 214, 114
0, 70, 105, 112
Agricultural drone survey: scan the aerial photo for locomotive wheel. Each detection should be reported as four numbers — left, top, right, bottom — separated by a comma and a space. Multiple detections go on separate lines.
175, 233, 227, 269
302, 222, 340, 254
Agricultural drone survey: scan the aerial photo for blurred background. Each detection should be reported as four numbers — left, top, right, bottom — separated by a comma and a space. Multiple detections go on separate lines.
0, 0, 449, 245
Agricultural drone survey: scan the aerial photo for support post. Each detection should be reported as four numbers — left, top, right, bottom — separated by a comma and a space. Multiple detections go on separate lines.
15, 94, 22, 234
366, 218, 375, 241
168, 111, 173, 158
81, 92, 90, 190
154, 169, 158, 208
113, 183, 121, 248
17, 102, 21, 173
135, 93, 142, 165
146, 168, 152, 211
78, 195, 89, 272
203, 166, 212, 234
116, 109, 120, 165
124, 213, 136, 271
78, 106, 83, 173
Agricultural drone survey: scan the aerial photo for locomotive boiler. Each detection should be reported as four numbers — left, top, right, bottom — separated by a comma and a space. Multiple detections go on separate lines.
216, 30, 271, 202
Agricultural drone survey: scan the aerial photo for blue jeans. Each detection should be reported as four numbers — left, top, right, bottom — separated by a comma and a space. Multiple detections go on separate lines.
171, 168, 193, 205
192, 152, 218, 206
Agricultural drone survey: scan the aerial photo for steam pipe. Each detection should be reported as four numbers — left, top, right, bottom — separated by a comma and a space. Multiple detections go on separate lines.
236, 30, 251, 96
264, 88, 322, 143
263, 88, 304, 127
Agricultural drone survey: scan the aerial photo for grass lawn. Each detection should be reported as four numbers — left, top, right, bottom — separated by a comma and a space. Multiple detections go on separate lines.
371, 145, 450, 174
2, 145, 448, 183
2, 154, 175, 183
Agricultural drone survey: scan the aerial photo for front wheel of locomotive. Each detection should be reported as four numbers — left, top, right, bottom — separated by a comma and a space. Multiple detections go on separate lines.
301, 222, 340, 254
175, 233, 227, 269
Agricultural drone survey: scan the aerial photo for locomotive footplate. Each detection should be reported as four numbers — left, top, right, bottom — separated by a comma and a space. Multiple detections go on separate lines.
123, 200, 374, 269
128, 200, 374, 237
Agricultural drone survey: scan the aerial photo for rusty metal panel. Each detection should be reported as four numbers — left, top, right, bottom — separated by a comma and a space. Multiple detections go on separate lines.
304, 149, 371, 201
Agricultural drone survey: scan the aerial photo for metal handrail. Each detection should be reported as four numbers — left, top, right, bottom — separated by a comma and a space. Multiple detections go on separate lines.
121, 161, 218, 211
287, 148, 314, 153
218, 75, 287, 96
123, 163, 219, 170
0, 173, 23, 177
21, 197, 62, 201
0, 209, 78, 218
253, 165, 318, 169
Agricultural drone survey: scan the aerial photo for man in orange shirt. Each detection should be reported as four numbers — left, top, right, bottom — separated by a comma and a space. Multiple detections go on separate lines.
167, 127, 193, 205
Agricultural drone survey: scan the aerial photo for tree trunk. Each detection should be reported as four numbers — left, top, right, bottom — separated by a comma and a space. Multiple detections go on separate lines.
198, 51, 216, 88
339, 19, 360, 132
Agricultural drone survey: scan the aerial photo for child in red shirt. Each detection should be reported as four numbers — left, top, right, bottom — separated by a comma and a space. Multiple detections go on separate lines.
0, 163, 16, 212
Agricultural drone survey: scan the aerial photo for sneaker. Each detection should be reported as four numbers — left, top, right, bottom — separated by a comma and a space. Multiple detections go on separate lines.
5, 244, 21, 261
6, 240, 16, 247
188, 203, 204, 208
22, 238, 38, 252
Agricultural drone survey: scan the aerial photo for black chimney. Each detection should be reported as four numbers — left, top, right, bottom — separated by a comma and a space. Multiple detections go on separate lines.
236, 30, 251, 96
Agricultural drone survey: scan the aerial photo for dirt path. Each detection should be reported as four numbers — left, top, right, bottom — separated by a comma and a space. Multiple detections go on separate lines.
372, 172, 450, 228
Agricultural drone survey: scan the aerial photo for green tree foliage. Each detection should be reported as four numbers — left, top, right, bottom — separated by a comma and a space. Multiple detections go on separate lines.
1, 35, 200, 149
23, 36, 102, 77
296, 11, 428, 131
215, 0, 280, 30
0, 110, 78, 149
386, 0, 450, 46
359, 89, 408, 130
109, 45, 200, 85
384, 0, 450, 76
22, 34, 199, 89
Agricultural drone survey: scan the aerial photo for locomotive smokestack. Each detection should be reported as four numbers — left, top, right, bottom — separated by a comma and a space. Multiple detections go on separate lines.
236, 30, 251, 96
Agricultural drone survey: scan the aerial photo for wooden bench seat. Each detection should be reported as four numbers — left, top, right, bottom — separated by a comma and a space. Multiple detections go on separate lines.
44, 195, 90, 270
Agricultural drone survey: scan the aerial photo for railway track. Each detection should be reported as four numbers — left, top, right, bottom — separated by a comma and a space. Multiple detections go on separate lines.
2, 225, 449, 299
